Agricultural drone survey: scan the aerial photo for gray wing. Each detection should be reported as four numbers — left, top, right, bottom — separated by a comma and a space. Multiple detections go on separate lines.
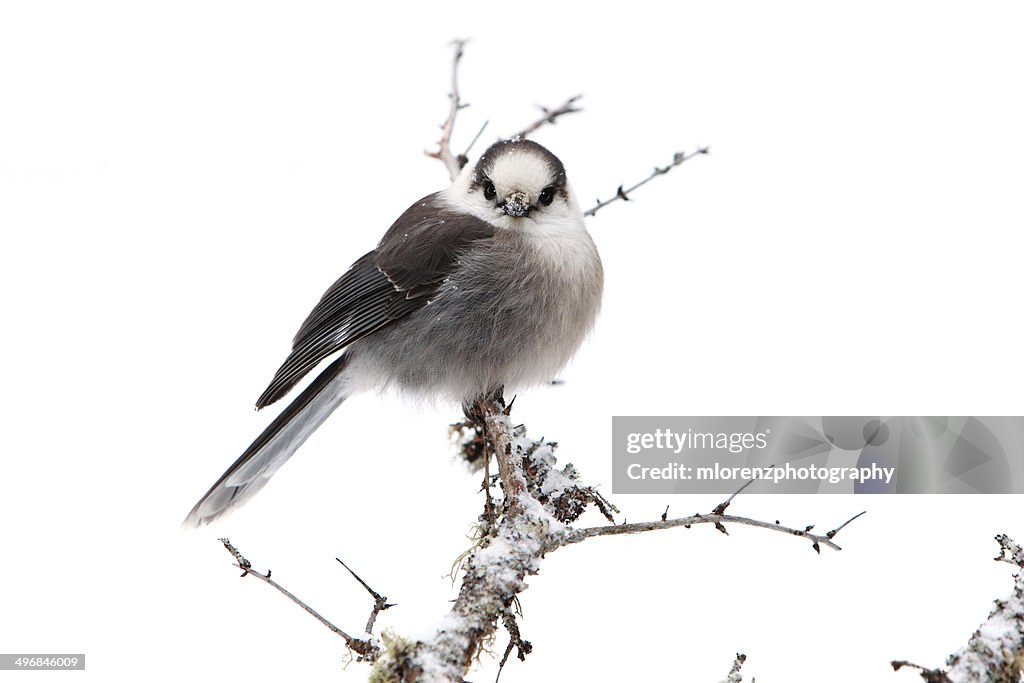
184, 194, 495, 526
184, 354, 352, 527
255, 193, 494, 408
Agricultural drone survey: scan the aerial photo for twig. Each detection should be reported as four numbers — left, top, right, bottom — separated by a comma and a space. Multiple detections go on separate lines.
994, 532, 1024, 566
495, 610, 532, 682
583, 147, 710, 217
721, 653, 747, 683
336, 556, 394, 636
564, 512, 849, 553
712, 467, 772, 516
890, 660, 947, 682
426, 39, 469, 180
511, 95, 583, 139
826, 510, 867, 539
463, 119, 490, 161
218, 539, 380, 661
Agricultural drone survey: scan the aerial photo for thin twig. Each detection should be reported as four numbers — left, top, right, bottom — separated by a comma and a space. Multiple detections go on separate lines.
563, 512, 849, 553
219, 539, 379, 660
336, 556, 394, 636
712, 466, 772, 516
826, 510, 867, 540
426, 39, 469, 180
583, 147, 710, 217
511, 95, 583, 139
463, 119, 490, 161
495, 610, 531, 683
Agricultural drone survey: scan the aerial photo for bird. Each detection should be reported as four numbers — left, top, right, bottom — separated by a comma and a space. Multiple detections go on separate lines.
184, 138, 603, 527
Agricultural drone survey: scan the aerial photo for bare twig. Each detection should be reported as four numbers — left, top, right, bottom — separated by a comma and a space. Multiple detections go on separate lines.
463, 119, 490, 161
512, 95, 583, 139
336, 556, 394, 636
826, 510, 867, 539
891, 660, 947, 682
218, 539, 380, 661
583, 147, 710, 217
712, 467, 772, 516
426, 39, 469, 180
495, 610, 532, 682
564, 512, 849, 553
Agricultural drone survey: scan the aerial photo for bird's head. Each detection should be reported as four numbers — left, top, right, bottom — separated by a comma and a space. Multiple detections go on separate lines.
453, 139, 579, 226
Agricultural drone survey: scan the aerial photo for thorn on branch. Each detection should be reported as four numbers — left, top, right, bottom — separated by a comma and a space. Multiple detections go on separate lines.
336, 556, 394, 636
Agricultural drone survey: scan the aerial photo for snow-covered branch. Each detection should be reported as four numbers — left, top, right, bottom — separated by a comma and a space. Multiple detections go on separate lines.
720, 653, 748, 683
368, 396, 860, 682
892, 534, 1024, 683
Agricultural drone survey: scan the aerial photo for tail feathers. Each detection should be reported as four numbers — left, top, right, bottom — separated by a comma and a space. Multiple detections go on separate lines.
183, 354, 351, 528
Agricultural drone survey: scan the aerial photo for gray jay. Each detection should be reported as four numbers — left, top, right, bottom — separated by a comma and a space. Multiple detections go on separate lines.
184, 139, 603, 527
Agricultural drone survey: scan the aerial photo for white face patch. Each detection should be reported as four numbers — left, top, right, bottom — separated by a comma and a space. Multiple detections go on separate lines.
487, 150, 557, 205
442, 140, 585, 236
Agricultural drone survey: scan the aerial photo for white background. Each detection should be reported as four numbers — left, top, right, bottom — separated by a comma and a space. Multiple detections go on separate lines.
2, 2, 1023, 681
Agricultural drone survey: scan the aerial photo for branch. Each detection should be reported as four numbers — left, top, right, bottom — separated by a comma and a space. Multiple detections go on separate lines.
583, 147, 710, 217
564, 510, 859, 554
336, 556, 394, 636
511, 95, 583, 139
495, 608, 531, 682
370, 399, 862, 681
217, 538, 381, 661
425, 39, 469, 180
720, 653, 747, 683
892, 534, 1024, 682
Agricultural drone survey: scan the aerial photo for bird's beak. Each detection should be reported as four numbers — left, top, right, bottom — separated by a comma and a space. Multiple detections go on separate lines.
502, 191, 530, 217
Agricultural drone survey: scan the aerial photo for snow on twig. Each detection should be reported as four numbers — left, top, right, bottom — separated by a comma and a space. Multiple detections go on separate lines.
893, 534, 1024, 682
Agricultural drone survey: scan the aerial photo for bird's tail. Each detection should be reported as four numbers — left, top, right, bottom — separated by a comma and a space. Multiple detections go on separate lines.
183, 354, 351, 528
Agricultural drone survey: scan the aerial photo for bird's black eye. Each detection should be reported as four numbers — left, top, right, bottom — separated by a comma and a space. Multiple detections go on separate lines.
482, 180, 496, 201
538, 187, 555, 206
